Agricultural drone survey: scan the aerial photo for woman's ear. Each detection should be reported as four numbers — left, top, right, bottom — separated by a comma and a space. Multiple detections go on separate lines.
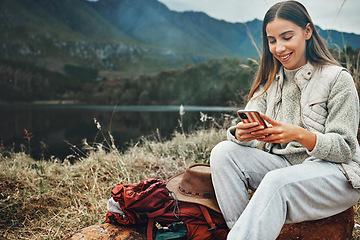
305, 23, 313, 40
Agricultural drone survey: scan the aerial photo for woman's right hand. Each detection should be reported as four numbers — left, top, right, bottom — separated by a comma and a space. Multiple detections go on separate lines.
235, 121, 267, 141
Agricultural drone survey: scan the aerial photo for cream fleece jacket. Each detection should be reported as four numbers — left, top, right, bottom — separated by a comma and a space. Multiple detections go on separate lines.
228, 63, 360, 172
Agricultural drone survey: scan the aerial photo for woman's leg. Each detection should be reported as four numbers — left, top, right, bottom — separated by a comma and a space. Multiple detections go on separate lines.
210, 141, 291, 228
227, 159, 360, 240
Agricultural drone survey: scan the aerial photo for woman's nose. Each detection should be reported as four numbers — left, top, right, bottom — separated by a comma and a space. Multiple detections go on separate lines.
275, 42, 286, 53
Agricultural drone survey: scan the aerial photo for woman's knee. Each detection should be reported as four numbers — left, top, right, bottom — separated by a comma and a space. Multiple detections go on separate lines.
259, 168, 289, 192
210, 141, 239, 167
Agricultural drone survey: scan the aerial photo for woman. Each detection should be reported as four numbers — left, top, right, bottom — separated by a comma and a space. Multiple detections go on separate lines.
210, 1, 360, 239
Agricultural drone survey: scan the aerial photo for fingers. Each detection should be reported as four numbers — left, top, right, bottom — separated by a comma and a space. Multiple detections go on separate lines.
236, 130, 259, 141
261, 134, 278, 143
235, 113, 294, 144
236, 121, 259, 129
235, 122, 269, 141
259, 113, 276, 125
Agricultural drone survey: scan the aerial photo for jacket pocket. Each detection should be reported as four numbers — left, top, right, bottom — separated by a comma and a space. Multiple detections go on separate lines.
308, 99, 328, 120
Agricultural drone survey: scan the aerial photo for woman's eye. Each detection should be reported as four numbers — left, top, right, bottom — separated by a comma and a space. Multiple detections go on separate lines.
269, 39, 276, 44
284, 36, 293, 41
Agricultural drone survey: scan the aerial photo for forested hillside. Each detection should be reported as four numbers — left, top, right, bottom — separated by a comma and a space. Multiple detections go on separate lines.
0, 59, 82, 102
0, 0, 359, 105
1, 46, 359, 106
76, 57, 257, 106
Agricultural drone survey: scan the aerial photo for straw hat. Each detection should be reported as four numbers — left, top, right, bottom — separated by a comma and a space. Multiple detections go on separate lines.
166, 163, 221, 213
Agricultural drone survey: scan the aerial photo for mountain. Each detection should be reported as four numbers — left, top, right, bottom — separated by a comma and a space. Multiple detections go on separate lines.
87, 0, 263, 59
0, 0, 359, 76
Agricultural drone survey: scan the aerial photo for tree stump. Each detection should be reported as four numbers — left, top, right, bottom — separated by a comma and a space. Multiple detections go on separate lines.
65, 207, 354, 239
277, 207, 354, 240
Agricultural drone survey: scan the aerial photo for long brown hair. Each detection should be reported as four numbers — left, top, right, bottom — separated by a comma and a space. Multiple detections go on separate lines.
248, 0, 339, 100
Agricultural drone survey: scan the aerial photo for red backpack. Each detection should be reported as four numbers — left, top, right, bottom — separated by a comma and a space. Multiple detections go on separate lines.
105, 178, 229, 240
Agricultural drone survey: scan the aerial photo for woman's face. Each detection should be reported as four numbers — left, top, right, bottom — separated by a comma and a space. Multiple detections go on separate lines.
266, 18, 312, 70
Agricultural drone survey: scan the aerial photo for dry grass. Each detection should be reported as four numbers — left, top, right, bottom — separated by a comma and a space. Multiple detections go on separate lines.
1, 109, 360, 239
353, 204, 360, 239
0, 122, 227, 239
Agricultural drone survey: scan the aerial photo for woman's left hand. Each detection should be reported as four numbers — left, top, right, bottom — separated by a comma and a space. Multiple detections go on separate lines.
257, 114, 298, 144
256, 113, 316, 150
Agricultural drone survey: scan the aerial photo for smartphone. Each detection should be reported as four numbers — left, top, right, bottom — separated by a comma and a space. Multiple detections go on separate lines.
237, 110, 268, 128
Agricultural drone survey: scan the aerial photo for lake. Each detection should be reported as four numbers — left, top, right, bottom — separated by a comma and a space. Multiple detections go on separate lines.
0, 104, 237, 160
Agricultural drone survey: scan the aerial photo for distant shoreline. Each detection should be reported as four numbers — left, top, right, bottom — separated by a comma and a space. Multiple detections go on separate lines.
0, 103, 239, 112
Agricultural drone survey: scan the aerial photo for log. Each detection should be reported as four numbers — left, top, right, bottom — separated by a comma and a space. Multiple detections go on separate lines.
65, 207, 354, 239
65, 223, 147, 240
277, 207, 354, 240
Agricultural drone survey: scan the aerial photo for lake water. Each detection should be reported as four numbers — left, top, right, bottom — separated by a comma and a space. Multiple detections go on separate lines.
0, 104, 237, 160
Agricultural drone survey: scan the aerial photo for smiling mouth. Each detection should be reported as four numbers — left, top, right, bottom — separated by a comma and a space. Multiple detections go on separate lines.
279, 53, 292, 61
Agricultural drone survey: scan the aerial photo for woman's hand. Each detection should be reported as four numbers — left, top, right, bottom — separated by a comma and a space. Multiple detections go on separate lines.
235, 121, 266, 142
258, 113, 317, 151
235, 113, 316, 151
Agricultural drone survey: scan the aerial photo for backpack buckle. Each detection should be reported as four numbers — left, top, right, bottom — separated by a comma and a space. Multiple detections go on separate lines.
208, 226, 217, 231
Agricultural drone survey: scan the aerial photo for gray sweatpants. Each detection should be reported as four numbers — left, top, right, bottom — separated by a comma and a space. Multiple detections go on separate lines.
210, 141, 360, 240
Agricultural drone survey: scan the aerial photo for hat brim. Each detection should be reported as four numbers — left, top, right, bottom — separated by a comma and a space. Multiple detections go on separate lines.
166, 172, 221, 213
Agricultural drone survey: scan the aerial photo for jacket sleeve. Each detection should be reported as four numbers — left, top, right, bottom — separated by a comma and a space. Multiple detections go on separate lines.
226, 86, 268, 148
307, 70, 359, 163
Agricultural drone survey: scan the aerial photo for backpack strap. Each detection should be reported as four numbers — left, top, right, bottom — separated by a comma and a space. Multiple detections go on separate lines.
198, 205, 217, 231
146, 200, 175, 240
147, 218, 155, 240
146, 189, 182, 240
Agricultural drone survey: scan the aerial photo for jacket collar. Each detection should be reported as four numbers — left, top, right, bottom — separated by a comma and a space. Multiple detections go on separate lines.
275, 62, 314, 82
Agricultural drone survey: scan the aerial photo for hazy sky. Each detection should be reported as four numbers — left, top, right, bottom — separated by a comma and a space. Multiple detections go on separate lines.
157, 0, 360, 35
